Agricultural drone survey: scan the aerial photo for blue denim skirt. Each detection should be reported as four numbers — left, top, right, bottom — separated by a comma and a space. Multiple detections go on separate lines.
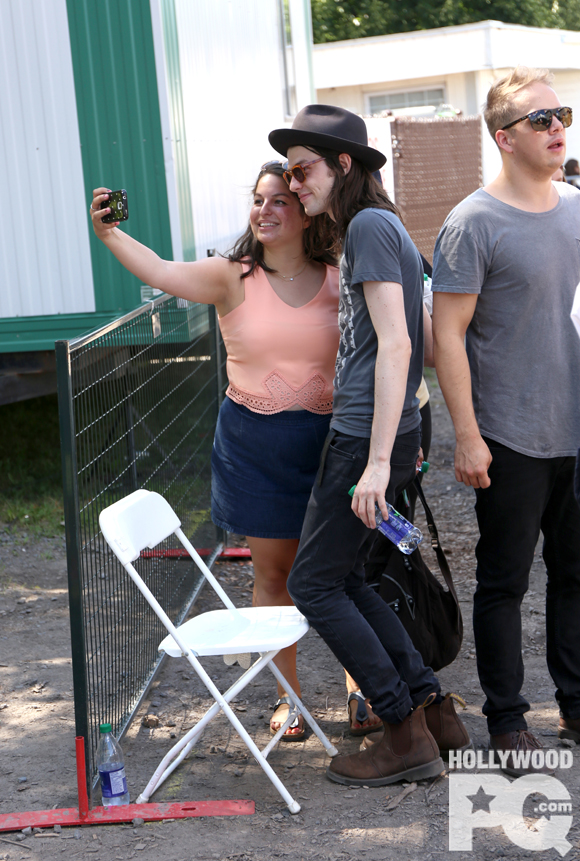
211, 396, 331, 539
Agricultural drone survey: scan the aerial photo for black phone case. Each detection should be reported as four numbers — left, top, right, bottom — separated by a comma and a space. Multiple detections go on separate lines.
101, 189, 129, 223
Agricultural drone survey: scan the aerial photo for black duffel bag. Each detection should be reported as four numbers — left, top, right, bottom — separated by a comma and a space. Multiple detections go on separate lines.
364, 478, 463, 672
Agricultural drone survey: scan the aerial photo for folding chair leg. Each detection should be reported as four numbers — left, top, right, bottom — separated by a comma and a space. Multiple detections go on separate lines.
138, 652, 306, 812
262, 704, 304, 758
137, 653, 276, 803
190, 650, 307, 813
193, 657, 305, 811
267, 662, 339, 757
136, 716, 212, 803
136, 713, 216, 803
223, 712, 302, 813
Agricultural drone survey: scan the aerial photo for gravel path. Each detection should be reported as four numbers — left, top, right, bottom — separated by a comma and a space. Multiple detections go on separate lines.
1, 378, 578, 860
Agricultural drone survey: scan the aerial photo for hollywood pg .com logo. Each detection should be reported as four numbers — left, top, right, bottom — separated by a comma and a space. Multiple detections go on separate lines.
448, 750, 574, 856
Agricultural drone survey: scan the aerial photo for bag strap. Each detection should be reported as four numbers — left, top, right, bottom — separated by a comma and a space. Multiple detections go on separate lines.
413, 478, 460, 606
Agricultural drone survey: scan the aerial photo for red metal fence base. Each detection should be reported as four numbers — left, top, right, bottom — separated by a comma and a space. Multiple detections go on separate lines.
0, 800, 254, 832
0, 736, 254, 833
141, 547, 251, 559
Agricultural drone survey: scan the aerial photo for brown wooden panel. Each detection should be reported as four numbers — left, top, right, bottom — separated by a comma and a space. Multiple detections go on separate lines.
392, 117, 482, 263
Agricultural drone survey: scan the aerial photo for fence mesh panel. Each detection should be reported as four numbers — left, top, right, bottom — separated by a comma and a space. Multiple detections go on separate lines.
56, 296, 226, 791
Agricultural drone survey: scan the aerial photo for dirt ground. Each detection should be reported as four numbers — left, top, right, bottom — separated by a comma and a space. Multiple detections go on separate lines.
1, 378, 579, 861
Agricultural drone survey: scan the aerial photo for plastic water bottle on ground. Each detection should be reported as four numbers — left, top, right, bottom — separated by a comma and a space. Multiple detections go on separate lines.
348, 486, 423, 555
97, 723, 130, 807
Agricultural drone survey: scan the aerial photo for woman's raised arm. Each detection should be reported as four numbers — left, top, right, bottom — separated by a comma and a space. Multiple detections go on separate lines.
90, 188, 240, 310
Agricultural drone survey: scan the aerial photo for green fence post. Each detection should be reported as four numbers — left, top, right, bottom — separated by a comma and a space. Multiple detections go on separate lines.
55, 339, 91, 805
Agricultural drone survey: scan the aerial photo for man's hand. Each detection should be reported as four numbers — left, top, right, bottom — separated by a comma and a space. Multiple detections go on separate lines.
454, 434, 492, 488
433, 293, 491, 488
351, 462, 391, 529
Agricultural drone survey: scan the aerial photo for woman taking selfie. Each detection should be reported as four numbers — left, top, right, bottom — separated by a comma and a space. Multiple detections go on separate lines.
90, 163, 352, 740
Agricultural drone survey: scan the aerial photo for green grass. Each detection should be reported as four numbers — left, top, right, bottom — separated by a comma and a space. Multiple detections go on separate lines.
423, 366, 439, 387
0, 394, 64, 536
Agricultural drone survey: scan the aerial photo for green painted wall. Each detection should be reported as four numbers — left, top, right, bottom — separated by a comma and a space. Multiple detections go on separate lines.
66, 0, 173, 313
0, 313, 121, 353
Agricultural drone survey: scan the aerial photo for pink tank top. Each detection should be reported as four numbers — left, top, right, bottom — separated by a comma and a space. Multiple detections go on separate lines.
218, 263, 339, 415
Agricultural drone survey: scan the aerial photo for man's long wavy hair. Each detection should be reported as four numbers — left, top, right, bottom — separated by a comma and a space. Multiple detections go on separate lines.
227, 163, 336, 279
303, 146, 402, 254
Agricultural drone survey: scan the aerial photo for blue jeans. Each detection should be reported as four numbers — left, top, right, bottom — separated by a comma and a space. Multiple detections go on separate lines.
287, 427, 440, 724
474, 439, 580, 734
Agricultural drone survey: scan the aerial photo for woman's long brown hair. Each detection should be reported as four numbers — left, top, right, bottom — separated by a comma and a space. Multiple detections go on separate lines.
227, 163, 336, 279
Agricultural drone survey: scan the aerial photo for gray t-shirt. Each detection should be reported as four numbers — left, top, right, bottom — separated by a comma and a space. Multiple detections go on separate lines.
433, 184, 580, 458
331, 208, 424, 438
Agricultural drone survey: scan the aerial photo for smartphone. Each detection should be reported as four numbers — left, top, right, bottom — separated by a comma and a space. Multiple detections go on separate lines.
101, 189, 129, 223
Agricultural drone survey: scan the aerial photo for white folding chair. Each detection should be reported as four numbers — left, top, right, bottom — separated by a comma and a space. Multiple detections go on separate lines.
99, 489, 337, 813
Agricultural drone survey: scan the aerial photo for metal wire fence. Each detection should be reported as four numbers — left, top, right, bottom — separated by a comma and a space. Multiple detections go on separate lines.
56, 294, 226, 797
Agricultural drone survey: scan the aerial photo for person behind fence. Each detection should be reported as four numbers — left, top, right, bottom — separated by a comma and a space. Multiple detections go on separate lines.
432, 66, 580, 776
90, 163, 347, 741
268, 104, 470, 787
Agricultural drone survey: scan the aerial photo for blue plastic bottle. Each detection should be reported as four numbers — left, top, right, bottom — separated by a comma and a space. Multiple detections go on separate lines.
348, 486, 423, 554
97, 723, 130, 807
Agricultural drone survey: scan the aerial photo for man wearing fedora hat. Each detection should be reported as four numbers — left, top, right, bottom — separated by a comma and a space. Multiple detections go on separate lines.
268, 106, 469, 786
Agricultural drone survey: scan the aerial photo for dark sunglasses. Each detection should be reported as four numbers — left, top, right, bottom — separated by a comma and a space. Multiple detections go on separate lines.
282, 157, 325, 185
502, 106, 573, 132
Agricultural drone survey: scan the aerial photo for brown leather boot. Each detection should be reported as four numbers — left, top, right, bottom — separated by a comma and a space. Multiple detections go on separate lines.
360, 693, 471, 760
558, 716, 580, 743
327, 705, 444, 787
490, 730, 555, 777
424, 693, 471, 758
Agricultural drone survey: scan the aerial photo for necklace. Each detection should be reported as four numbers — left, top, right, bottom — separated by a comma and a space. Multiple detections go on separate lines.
275, 261, 308, 282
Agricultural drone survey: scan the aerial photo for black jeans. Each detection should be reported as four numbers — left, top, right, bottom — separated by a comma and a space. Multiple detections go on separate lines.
395, 400, 432, 523
474, 439, 580, 735
287, 427, 440, 724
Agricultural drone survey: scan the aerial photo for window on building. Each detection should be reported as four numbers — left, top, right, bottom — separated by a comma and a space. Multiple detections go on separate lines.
368, 88, 445, 116
279, 0, 297, 117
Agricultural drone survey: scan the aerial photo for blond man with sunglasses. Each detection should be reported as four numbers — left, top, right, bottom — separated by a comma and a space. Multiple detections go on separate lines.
432, 67, 580, 776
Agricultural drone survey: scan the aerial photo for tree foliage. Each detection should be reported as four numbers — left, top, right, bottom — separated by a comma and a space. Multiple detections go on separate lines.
311, 0, 580, 43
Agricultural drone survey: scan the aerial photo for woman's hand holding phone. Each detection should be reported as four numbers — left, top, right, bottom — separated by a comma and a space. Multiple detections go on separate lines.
90, 187, 128, 235
88, 182, 248, 313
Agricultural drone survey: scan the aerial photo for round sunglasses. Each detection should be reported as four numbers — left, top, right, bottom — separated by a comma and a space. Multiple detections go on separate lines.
502, 106, 573, 132
282, 157, 326, 185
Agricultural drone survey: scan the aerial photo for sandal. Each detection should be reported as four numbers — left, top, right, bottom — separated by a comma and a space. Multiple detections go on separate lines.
270, 696, 305, 742
347, 691, 383, 737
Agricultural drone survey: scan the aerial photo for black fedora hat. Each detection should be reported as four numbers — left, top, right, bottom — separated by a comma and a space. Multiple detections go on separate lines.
269, 104, 386, 172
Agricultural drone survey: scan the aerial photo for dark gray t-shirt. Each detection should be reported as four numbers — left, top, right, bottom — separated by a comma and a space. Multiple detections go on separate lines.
433, 184, 580, 457
330, 208, 424, 438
